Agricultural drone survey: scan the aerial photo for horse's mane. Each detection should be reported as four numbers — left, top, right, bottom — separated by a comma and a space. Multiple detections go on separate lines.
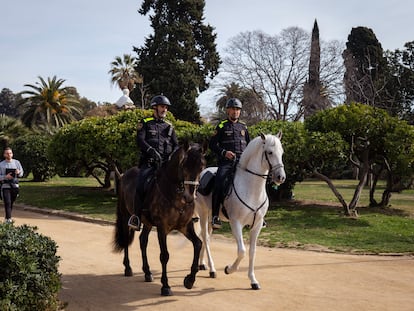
157, 143, 205, 183
157, 146, 185, 184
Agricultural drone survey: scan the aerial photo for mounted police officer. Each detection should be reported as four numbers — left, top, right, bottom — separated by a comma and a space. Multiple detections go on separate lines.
209, 98, 250, 229
128, 95, 179, 230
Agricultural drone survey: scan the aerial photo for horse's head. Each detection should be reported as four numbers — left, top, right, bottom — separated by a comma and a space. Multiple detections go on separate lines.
260, 132, 286, 185
168, 141, 207, 205
181, 142, 207, 204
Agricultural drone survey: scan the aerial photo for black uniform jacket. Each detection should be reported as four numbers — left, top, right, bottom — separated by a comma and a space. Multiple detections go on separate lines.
209, 118, 250, 166
136, 116, 178, 166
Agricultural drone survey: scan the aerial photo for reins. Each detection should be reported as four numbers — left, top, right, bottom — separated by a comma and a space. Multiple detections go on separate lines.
238, 150, 284, 179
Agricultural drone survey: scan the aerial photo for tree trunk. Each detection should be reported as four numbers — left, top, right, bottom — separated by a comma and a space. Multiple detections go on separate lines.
369, 172, 379, 207
312, 171, 351, 215
348, 169, 367, 212
380, 190, 392, 207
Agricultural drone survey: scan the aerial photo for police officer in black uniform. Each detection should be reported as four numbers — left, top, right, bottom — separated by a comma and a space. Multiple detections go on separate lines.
128, 95, 179, 230
136, 95, 178, 167
209, 98, 250, 229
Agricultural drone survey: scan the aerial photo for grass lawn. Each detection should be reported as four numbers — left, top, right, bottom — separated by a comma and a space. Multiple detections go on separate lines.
18, 176, 117, 221
16, 176, 414, 254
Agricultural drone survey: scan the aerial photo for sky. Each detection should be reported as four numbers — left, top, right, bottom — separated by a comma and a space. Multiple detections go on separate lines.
1, 0, 413, 116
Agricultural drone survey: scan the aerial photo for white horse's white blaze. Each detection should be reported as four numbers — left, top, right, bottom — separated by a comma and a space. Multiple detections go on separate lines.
195, 133, 285, 289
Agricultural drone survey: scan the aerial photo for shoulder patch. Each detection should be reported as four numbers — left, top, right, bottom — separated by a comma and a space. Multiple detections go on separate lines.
218, 119, 228, 129
143, 117, 154, 123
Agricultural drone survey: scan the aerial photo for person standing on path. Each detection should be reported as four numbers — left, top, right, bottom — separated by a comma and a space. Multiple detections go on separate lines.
0, 147, 24, 223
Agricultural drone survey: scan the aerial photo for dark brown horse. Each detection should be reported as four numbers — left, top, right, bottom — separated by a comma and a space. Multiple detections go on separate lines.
114, 142, 206, 296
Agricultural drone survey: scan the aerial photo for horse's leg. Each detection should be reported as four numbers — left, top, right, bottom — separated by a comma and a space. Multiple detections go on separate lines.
198, 229, 207, 271
157, 228, 172, 296
198, 201, 217, 278
123, 246, 133, 277
183, 222, 202, 289
139, 225, 154, 282
225, 221, 246, 275
248, 225, 262, 290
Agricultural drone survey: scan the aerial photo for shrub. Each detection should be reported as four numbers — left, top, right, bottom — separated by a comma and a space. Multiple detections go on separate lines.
0, 224, 61, 311
12, 134, 57, 182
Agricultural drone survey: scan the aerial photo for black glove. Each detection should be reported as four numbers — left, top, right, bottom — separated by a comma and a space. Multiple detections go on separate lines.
147, 147, 161, 161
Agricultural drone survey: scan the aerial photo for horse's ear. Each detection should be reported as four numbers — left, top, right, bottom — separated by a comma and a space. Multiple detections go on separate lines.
201, 139, 208, 155
181, 139, 190, 152
260, 132, 266, 141
276, 130, 283, 140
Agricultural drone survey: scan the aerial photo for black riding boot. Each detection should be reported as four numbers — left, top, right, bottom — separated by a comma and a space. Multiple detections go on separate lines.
128, 190, 142, 231
211, 191, 222, 229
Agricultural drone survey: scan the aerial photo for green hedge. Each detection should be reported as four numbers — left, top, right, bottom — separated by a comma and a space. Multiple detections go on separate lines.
0, 224, 62, 311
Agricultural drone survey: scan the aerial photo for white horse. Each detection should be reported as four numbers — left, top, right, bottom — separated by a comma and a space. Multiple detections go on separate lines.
195, 132, 286, 290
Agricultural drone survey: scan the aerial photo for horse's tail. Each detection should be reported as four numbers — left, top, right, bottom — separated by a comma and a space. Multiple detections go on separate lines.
113, 181, 135, 252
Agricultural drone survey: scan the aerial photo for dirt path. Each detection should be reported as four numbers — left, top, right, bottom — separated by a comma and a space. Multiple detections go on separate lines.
12, 207, 414, 311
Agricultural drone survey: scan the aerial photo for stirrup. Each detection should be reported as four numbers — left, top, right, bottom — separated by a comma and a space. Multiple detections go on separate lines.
128, 215, 141, 231
212, 216, 222, 229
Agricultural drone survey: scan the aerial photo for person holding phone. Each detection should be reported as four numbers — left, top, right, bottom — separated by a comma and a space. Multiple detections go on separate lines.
0, 147, 24, 223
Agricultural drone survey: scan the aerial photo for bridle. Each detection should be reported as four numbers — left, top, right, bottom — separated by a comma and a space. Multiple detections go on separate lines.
176, 180, 200, 194
241, 148, 284, 180
232, 146, 284, 227
158, 150, 202, 211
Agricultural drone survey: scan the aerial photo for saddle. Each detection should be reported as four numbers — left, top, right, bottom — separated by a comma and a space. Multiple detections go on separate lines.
197, 170, 215, 196
197, 170, 233, 199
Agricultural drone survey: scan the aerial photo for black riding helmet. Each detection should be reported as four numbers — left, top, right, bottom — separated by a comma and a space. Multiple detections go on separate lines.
150, 95, 171, 107
225, 98, 242, 109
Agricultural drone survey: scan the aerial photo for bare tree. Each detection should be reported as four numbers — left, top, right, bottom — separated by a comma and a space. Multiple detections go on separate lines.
223, 27, 345, 121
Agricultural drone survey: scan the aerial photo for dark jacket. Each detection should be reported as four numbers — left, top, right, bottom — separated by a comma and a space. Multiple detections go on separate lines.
136, 117, 178, 167
209, 118, 250, 166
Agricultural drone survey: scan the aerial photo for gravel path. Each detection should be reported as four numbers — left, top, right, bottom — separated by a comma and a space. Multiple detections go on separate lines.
12, 207, 414, 311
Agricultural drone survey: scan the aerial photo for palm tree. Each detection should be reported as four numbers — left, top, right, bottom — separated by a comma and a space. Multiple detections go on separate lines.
0, 114, 29, 149
214, 83, 268, 125
18, 76, 82, 132
108, 54, 142, 91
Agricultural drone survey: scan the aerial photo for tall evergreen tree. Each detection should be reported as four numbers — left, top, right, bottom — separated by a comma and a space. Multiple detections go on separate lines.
134, 0, 220, 122
342, 27, 388, 108
0, 88, 21, 117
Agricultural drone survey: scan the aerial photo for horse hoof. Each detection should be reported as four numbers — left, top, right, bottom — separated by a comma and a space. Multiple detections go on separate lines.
199, 264, 207, 270
145, 274, 154, 282
251, 283, 261, 290
224, 266, 230, 275
209, 271, 217, 278
124, 268, 133, 277
184, 274, 195, 289
161, 287, 172, 296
